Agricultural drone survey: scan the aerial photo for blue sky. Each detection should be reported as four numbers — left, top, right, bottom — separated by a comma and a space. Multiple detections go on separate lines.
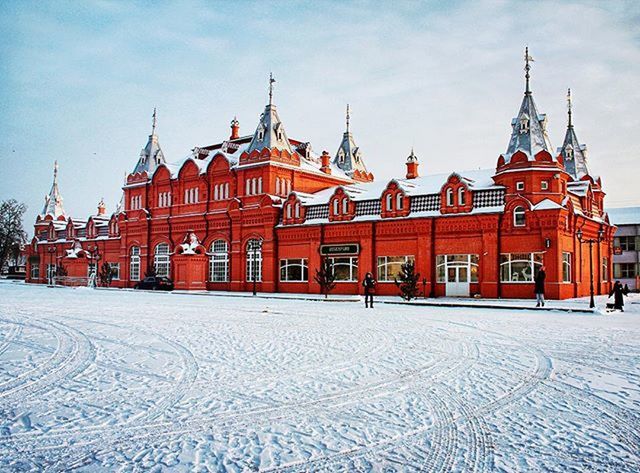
1, 0, 639, 230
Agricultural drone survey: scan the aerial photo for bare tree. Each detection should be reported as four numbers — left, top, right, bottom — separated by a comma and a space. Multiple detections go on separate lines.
0, 199, 28, 273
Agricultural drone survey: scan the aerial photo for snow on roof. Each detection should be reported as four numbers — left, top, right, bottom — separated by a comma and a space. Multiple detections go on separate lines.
567, 180, 589, 197
606, 206, 640, 225
532, 198, 564, 211
302, 168, 500, 205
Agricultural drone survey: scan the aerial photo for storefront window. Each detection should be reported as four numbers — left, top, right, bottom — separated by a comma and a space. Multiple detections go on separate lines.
280, 259, 308, 282
500, 253, 543, 282
377, 256, 414, 282
329, 257, 358, 282
436, 255, 479, 283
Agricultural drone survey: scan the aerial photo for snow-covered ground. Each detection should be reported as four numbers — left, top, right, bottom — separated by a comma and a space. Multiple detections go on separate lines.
1, 282, 639, 472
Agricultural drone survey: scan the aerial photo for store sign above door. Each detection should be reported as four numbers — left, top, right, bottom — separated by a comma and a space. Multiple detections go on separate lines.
320, 244, 360, 256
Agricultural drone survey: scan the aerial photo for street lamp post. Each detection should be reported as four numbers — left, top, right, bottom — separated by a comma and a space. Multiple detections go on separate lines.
577, 227, 605, 309
87, 244, 101, 287
47, 246, 56, 286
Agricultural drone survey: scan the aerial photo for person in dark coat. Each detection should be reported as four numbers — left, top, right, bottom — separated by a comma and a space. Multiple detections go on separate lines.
610, 281, 626, 311
534, 266, 546, 307
362, 272, 376, 308
623, 284, 630, 296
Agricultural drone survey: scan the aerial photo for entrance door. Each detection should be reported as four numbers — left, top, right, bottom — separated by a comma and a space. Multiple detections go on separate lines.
446, 265, 470, 297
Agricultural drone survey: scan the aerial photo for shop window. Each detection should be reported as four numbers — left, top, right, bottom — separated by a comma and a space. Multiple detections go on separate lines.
280, 259, 308, 282
328, 256, 358, 282
500, 253, 543, 282
436, 255, 479, 283
377, 256, 414, 282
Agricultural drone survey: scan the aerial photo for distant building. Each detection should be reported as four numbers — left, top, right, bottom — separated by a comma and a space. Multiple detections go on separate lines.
26, 51, 616, 299
608, 207, 640, 291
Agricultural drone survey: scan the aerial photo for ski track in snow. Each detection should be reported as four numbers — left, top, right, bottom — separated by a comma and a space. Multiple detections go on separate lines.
0, 283, 639, 472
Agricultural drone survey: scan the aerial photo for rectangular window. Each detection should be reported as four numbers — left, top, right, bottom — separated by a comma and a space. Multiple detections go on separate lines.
210, 256, 229, 282
541, 181, 549, 190
246, 249, 262, 282
130, 257, 140, 281
602, 257, 609, 282
562, 252, 571, 283
329, 256, 358, 282
614, 263, 637, 279
155, 257, 170, 278
109, 263, 120, 280
31, 264, 40, 279
436, 254, 479, 283
280, 259, 309, 282
516, 181, 525, 191
377, 256, 414, 282
619, 236, 637, 252
500, 253, 543, 282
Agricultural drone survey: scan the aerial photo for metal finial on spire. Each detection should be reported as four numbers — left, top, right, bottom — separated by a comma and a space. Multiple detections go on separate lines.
346, 104, 350, 133
524, 46, 534, 95
268, 73, 276, 105
151, 107, 157, 134
53, 160, 58, 181
567, 88, 573, 128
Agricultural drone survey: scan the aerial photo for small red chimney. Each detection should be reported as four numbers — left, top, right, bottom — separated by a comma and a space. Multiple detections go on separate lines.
97, 198, 106, 215
320, 151, 331, 174
230, 117, 240, 140
406, 149, 419, 179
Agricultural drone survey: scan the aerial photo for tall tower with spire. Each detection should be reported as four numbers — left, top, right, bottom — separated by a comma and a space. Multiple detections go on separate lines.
132, 108, 166, 175
558, 88, 589, 179
333, 104, 370, 179
41, 161, 66, 219
501, 47, 554, 164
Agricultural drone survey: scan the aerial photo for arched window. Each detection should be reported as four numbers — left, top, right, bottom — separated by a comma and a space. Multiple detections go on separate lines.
154, 243, 170, 277
513, 206, 526, 227
252, 178, 257, 195
342, 197, 348, 214
286, 204, 292, 219
225, 183, 229, 199
458, 187, 466, 206
396, 193, 404, 210
258, 177, 263, 194
295, 202, 300, 218
386, 194, 393, 211
333, 199, 339, 215
286, 180, 291, 195
209, 240, 229, 282
275, 178, 280, 195
130, 246, 140, 281
245, 178, 251, 195
214, 185, 219, 201
246, 239, 262, 282
446, 188, 454, 206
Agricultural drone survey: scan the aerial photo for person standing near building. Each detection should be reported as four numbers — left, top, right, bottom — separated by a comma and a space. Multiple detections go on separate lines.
534, 265, 546, 307
610, 280, 626, 312
362, 272, 376, 308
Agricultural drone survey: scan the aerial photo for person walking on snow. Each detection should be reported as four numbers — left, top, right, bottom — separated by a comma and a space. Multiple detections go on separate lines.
610, 280, 626, 312
362, 272, 376, 308
534, 266, 546, 307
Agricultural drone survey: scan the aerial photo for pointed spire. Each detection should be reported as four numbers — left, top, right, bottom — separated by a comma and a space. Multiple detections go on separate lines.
268, 73, 275, 106
346, 104, 350, 133
558, 89, 589, 179
41, 160, 66, 218
524, 46, 534, 96
334, 104, 368, 176
132, 108, 166, 175
567, 88, 573, 128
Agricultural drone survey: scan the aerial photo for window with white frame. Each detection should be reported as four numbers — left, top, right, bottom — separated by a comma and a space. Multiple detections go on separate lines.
436, 254, 479, 283
214, 185, 219, 200
246, 239, 262, 282
385, 194, 392, 211
184, 188, 199, 204
396, 193, 404, 210
108, 262, 120, 280
280, 258, 308, 282
377, 256, 414, 282
224, 182, 229, 199
602, 257, 609, 282
251, 178, 257, 195
130, 195, 142, 210
333, 199, 339, 215
130, 246, 140, 281
513, 206, 526, 227
614, 263, 637, 279
294, 202, 300, 218
275, 178, 281, 195
516, 181, 525, 191
209, 240, 229, 282
258, 177, 263, 194
458, 188, 466, 205
562, 252, 572, 283
342, 197, 348, 214
446, 188, 454, 206
541, 181, 549, 191
329, 256, 358, 282
286, 204, 292, 219
246, 178, 251, 195
46, 264, 57, 283
154, 243, 171, 277
31, 263, 40, 279
500, 253, 543, 282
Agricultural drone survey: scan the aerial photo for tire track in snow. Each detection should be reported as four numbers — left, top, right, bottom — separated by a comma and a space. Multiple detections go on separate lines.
0, 319, 23, 358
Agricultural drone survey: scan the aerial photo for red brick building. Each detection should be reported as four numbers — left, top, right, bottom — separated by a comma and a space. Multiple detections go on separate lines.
26, 58, 615, 299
